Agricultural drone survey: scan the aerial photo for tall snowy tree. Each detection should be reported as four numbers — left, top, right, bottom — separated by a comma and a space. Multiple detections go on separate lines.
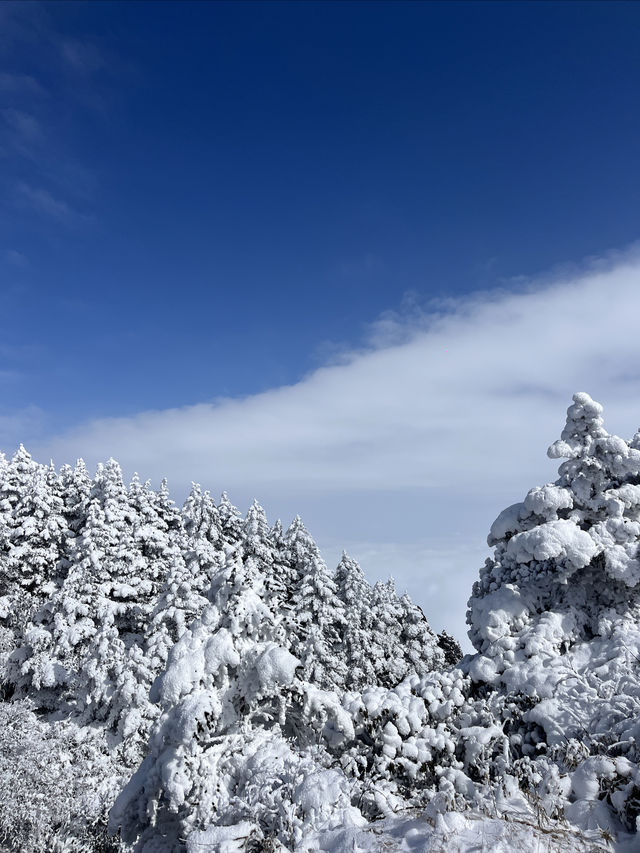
334, 552, 377, 688
0, 448, 67, 690
398, 593, 444, 677
466, 392, 640, 833
369, 579, 406, 687
217, 491, 244, 544
285, 518, 347, 690
144, 485, 225, 699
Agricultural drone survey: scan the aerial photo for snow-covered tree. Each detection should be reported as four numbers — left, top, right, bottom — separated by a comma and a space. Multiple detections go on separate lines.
466, 392, 640, 834
153, 483, 225, 644
334, 552, 377, 688
398, 593, 445, 677
285, 518, 347, 690
217, 491, 244, 544
0, 700, 127, 852
0, 448, 67, 690
436, 629, 462, 666
369, 579, 407, 687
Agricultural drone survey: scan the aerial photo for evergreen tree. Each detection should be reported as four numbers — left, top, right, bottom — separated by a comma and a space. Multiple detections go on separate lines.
182, 483, 221, 544
146, 484, 225, 682
264, 517, 289, 607
466, 392, 640, 832
286, 519, 347, 690
58, 459, 91, 537
437, 629, 462, 666
369, 579, 406, 687
398, 593, 444, 677
0, 448, 67, 690
218, 491, 244, 544
334, 552, 376, 688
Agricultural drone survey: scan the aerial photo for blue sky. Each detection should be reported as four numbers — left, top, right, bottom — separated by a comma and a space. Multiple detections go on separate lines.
3, 2, 640, 643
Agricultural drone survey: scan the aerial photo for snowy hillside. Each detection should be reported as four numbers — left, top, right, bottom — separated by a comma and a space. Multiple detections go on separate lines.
1, 393, 639, 851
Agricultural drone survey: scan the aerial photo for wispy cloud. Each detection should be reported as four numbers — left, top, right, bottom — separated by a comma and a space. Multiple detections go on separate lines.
0, 72, 46, 96
0, 6, 118, 232
60, 38, 105, 74
29, 251, 640, 643
16, 182, 77, 224
3, 248, 28, 267
2, 108, 43, 149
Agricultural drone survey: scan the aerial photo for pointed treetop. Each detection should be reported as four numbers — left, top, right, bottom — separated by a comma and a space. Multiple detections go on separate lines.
548, 392, 606, 459
245, 500, 268, 528
336, 552, 365, 582
13, 444, 33, 464
286, 515, 306, 536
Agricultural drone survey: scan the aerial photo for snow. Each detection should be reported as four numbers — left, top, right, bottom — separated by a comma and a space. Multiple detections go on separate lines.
505, 519, 598, 572
186, 822, 256, 853
299, 804, 612, 852
4, 392, 640, 852
254, 643, 300, 689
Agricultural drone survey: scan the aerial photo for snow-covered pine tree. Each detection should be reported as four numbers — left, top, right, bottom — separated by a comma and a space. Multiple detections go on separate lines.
182, 482, 221, 542
242, 500, 273, 567
87, 470, 188, 750
436, 628, 462, 666
285, 517, 347, 690
263, 517, 290, 610
141, 486, 226, 742
58, 459, 92, 537
58, 459, 139, 721
217, 490, 244, 544
0, 448, 67, 693
369, 579, 407, 687
160, 484, 227, 634
242, 501, 303, 640
334, 552, 377, 689
466, 392, 640, 834
398, 593, 445, 677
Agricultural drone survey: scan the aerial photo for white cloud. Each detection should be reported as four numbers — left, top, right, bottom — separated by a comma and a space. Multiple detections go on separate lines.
16, 182, 76, 224
28, 251, 640, 647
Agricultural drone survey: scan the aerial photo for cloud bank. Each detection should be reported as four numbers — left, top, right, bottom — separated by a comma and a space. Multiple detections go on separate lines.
28, 253, 640, 645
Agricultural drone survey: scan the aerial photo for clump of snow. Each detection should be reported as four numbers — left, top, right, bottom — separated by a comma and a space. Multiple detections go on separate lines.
505, 519, 598, 574
254, 643, 300, 690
